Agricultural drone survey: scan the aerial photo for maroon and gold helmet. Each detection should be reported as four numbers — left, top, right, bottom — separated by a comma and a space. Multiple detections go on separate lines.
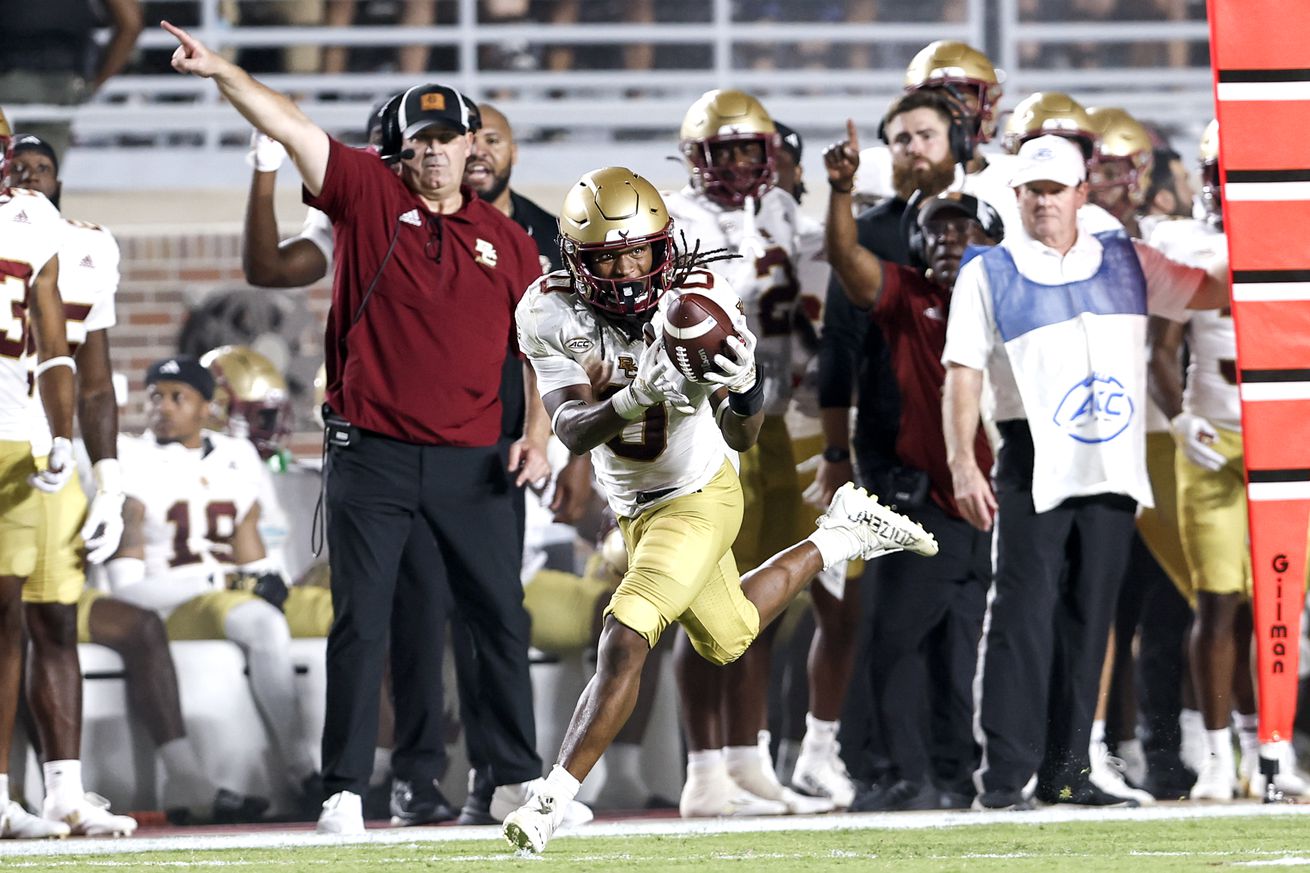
200, 345, 294, 460
679, 89, 779, 209
558, 167, 677, 318
1086, 107, 1155, 207
1002, 92, 1098, 160
904, 40, 1004, 145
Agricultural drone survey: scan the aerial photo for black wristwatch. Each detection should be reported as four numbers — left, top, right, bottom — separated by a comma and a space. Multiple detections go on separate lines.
822, 446, 851, 463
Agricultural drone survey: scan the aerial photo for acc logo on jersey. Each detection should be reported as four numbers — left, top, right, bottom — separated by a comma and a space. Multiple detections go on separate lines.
564, 337, 594, 354
1053, 372, 1134, 444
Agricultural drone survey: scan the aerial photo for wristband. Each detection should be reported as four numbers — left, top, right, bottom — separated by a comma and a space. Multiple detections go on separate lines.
92, 458, 123, 495
829, 181, 854, 194
822, 446, 851, 463
610, 385, 646, 421
35, 356, 76, 377
727, 379, 765, 417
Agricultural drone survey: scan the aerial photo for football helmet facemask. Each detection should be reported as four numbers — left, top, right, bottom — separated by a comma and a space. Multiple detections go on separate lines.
680, 89, 779, 209
1086, 106, 1154, 207
559, 167, 677, 318
200, 345, 294, 459
904, 40, 1004, 145
1199, 119, 1221, 221
1002, 91, 1098, 160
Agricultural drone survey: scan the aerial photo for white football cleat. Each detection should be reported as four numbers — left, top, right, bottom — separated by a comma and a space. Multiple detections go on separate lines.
819, 483, 938, 561
1, 801, 69, 839
1089, 741, 1155, 806
725, 732, 834, 815
43, 793, 137, 837
315, 790, 364, 835
679, 768, 788, 818
490, 778, 591, 830
1190, 752, 1237, 801
502, 786, 566, 854
1242, 742, 1310, 798
791, 742, 856, 809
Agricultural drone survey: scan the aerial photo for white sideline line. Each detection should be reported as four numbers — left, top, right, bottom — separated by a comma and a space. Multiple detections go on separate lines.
0, 802, 1308, 860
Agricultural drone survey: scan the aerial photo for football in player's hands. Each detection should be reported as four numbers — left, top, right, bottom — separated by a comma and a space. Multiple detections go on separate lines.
661, 291, 743, 384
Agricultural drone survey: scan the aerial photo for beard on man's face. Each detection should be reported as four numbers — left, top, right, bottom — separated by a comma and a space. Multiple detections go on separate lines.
892, 154, 957, 202
467, 164, 511, 203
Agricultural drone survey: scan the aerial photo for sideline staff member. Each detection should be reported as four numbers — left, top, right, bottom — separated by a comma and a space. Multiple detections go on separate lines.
162, 23, 548, 834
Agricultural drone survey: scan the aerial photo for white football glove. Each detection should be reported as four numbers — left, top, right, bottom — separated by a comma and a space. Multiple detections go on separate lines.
29, 437, 75, 494
1171, 412, 1226, 472
81, 459, 126, 564
631, 337, 693, 413
705, 327, 759, 394
246, 130, 287, 173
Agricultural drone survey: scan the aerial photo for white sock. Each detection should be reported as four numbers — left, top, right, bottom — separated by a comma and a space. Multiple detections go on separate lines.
43, 760, 83, 807
806, 528, 861, 570
687, 748, 725, 777
1205, 728, 1233, 758
225, 600, 317, 784
158, 737, 214, 803
802, 713, 839, 749
1117, 737, 1144, 759
1090, 719, 1106, 747
369, 748, 392, 788
724, 744, 759, 771
0, 773, 9, 806
1235, 712, 1260, 759
544, 765, 580, 804
606, 743, 645, 788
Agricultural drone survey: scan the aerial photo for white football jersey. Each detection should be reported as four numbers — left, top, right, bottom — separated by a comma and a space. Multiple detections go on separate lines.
785, 213, 827, 440
664, 186, 801, 416
517, 269, 739, 518
30, 219, 120, 455
118, 430, 264, 607
0, 188, 64, 439
1149, 219, 1237, 430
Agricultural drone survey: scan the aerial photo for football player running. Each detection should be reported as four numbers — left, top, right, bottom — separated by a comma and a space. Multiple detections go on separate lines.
105, 356, 318, 809
0, 109, 83, 839
663, 90, 849, 815
504, 167, 937, 854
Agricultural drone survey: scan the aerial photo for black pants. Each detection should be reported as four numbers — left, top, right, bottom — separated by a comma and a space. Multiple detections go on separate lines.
869, 499, 988, 791
323, 430, 540, 797
975, 422, 1137, 796
1131, 542, 1194, 778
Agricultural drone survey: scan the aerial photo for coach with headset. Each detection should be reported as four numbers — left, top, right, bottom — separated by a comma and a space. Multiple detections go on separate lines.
161, 22, 550, 835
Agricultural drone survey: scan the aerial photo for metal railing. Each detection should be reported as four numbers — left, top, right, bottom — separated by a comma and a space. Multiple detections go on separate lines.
4, 0, 1218, 189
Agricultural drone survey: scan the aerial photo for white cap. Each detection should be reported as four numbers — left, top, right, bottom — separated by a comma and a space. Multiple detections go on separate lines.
1009, 134, 1086, 189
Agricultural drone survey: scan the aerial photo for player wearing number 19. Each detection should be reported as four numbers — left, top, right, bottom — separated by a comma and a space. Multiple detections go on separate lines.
104, 356, 318, 805
506, 167, 938, 853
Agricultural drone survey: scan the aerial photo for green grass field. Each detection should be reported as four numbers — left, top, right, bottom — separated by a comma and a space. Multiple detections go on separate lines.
4, 811, 1310, 873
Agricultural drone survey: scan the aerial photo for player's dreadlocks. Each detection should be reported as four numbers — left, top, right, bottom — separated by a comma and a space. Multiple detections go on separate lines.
666, 230, 739, 289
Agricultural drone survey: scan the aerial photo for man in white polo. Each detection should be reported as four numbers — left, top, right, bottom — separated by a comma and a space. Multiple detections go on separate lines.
941, 135, 1231, 810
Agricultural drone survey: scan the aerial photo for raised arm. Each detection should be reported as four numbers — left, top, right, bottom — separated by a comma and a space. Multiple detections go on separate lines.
162, 21, 329, 195
242, 134, 330, 287
823, 119, 885, 308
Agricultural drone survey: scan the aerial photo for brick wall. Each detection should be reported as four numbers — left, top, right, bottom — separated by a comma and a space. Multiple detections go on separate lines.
112, 229, 333, 459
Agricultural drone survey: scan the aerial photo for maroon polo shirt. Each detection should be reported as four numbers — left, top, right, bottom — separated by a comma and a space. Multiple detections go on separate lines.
306, 137, 541, 445
872, 263, 995, 520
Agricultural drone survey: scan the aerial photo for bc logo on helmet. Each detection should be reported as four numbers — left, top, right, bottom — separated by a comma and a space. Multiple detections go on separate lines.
1053, 373, 1134, 444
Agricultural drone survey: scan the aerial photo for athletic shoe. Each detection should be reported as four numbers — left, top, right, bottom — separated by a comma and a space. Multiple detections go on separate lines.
168, 789, 270, 826
849, 778, 939, 812
1035, 779, 1139, 808
970, 789, 1034, 811
502, 786, 565, 854
1114, 739, 1148, 787
457, 768, 496, 825
489, 779, 592, 829
1, 801, 69, 839
1089, 741, 1155, 806
42, 793, 137, 836
728, 732, 834, 814
1190, 751, 1237, 801
791, 736, 856, 809
390, 778, 457, 826
818, 483, 938, 561
315, 790, 364, 835
678, 767, 788, 818
1242, 742, 1310, 799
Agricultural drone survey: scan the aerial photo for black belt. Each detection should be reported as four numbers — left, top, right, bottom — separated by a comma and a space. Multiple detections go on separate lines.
635, 486, 677, 506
